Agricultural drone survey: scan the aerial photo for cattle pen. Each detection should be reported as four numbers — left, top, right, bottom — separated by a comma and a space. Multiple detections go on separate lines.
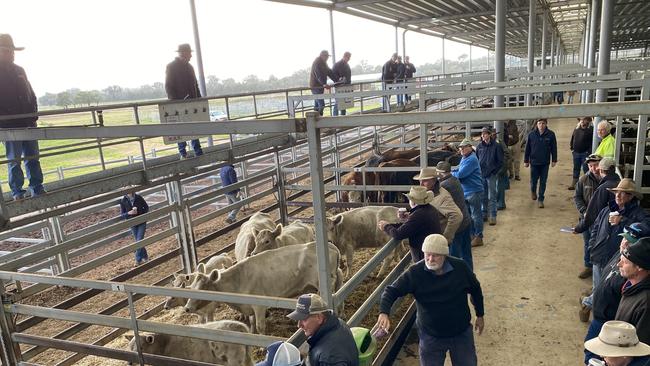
1, 55, 650, 366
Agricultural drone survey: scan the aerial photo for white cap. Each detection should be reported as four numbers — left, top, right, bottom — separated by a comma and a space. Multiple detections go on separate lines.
273, 342, 301, 366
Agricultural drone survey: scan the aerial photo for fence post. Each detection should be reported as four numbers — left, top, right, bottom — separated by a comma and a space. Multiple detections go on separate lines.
133, 106, 148, 174
92, 110, 107, 171
126, 291, 146, 366
170, 179, 197, 272
0, 283, 20, 364
274, 149, 288, 225
48, 216, 70, 272
57, 166, 65, 181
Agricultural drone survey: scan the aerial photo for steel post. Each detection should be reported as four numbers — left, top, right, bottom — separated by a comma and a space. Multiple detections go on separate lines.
541, 14, 547, 70
593, 0, 614, 151
526, 0, 536, 107
189, 0, 207, 98
395, 26, 399, 55
633, 77, 650, 185
469, 44, 473, 72
126, 292, 146, 366
586, 0, 601, 103
329, 9, 336, 62
550, 32, 555, 68
442, 37, 446, 75
274, 150, 288, 226
170, 179, 196, 273
0, 284, 20, 364
402, 29, 408, 59
494, 0, 506, 138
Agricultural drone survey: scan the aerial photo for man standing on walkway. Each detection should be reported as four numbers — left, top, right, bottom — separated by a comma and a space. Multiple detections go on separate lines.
377, 234, 484, 366
452, 139, 484, 248
413, 167, 462, 244
569, 117, 593, 190
287, 293, 359, 365
0, 34, 45, 200
574, 157, 621, 235
476, 126, 503, 225
332, 51, 352, 116
594, 121, 615, 159
403, 56, 416, 103
524, 118, 558, 208
395, 56, 406, 108
505, 120, 522, 181
120, 190, 150, 265
310, 50, 337, 116
220, 163, 241, 224
492, 129, 511, 211
381, 53, 397, 112
616, 237, 650, 343
165, 43, 204, 159
574, 154, 602, 280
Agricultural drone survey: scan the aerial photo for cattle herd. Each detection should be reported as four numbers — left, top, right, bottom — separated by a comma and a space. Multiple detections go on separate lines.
126, 147, 454, 364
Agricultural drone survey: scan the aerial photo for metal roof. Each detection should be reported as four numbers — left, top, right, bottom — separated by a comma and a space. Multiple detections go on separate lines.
268, 0, 650, 58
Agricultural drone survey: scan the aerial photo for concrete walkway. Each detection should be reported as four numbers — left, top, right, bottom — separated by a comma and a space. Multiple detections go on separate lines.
395, 117, 590, 365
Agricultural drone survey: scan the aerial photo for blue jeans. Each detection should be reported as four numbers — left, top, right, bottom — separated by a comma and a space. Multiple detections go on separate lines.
482, 175, 498, 218
465, 192, 484, 238
582, 227, 592, 267
396, 82, 404, 105
225, 192, 241, 220
418, 325, 477, 366
496, 173, 508, 209
177, 139, 202, 157
572, 151, 589, 179
332, 104, 346, 116
312, 88, 325, 115
4, 140, 44, 199
131, 223, 148, 263
382, 83, 392, 111
450, 227, 473, 271
584, 318, 605, 364
530, 164, 549, 202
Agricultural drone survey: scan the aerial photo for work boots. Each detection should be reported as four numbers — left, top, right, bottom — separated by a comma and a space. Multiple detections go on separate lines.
471, 236, 484, 247
568, 178, 578, 190
578, 267, 593, 279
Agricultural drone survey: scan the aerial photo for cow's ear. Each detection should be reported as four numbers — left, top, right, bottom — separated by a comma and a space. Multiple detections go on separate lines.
197, 263, 206, 274
334, 215, 344, 225
273, 224, 282, 236
252, 228, 258, 237
145, 335, 155, 344
123, 333, 134, 341
209, 269, 220, 282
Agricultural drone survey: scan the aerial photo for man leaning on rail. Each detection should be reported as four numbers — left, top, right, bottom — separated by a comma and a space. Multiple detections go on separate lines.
376, 234, 485, 366
0, 34, 45, 201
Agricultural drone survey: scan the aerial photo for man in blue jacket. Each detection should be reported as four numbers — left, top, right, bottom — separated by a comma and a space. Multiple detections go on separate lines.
119, 190, 150, 265
524, 119, 558, 208
220, 164, 241, 224
476, 126, 504, 226
452, 139, 485, 248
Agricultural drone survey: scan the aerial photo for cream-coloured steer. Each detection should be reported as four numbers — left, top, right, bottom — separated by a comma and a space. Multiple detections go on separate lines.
326, 205, 402, 277
125, 320, 253, 366
251, 220, 314, 255
234, 212, 275, 261
185, 242, 343, 334
163, 254, 234, 322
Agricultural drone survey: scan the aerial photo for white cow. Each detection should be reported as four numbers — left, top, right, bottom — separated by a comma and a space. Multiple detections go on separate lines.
185, 242, 343, 334
326, 205, 402, 277
234, 211, 275, 261
125, 320, 253, 366
163, 254, 234, 322
251, 220, 315, 255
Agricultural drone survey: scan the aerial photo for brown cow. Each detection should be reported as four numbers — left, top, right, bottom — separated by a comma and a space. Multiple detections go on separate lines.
374, 159, 418, 203
340, 171, 377, 203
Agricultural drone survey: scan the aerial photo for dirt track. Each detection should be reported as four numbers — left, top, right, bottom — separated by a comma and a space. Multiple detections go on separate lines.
397, 117, 590, 365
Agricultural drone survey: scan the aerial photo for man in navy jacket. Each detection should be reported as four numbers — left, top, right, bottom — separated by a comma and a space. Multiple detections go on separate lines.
524, 119, 558, 208
119, 191, 150, 265
220, 164, 241, 224
475, 126, 504, 226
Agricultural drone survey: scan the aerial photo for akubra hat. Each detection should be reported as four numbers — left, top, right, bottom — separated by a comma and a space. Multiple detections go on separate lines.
176, 43, 193, 53
584, 321, 650, 358
403, 186, 434, 205
413, 167, 437, 180
608, 178, 643, 200
0, 34, 24, 51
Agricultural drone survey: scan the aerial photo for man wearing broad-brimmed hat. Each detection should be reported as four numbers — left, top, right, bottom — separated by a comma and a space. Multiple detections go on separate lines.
378, 186, 441, 262
309, 50, 337, 116
165, 43, 204, 159
377, 234, 484, 366
413, 167, 462, 244
524, 118, 558, 208
437, 161, 473, 270
452, 138, 485, 248
583, 222, 650, 363
287, 293, 358, 365
616, 237, 650, 344
584, 321, 650, 366
0, 34, 45, 201
575, 153, 603, 280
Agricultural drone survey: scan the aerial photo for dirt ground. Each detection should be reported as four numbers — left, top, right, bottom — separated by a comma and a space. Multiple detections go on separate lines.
396, 117, 589, 365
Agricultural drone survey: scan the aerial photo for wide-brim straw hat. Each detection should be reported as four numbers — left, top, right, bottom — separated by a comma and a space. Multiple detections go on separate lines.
584, 321, 650, 358
413, 167, 437, 180
403, 186, 434, 205
608, 178, 643, 199
0, 34, 24, 51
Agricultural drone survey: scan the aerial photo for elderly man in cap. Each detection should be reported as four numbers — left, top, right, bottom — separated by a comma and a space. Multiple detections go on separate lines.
452, 138, 485, 247
310, 50, 337, 116
476, 126, 504, 225
616, 237, 650, 344
256, 341, 302, 366
379, 186, 441, 262
287, 293, 358, 365
437, 161, 473, 270
377, 234, 484, 366
524, 118, 558, 208
595, 120, 616, 159
585, 321, 650, 366
575, 154, 603, 279
0, 34, 45, 200
583, 222, 650, 362
165, 43, 204, 159
581, 179, 647, 320
412, 167, 462, 244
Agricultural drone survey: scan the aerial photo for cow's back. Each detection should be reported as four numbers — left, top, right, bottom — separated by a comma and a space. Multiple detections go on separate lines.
334, 206, 398, 248
235, 212, 275, 261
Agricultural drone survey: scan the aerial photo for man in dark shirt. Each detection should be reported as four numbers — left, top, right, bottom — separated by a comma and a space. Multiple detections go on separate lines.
119, 190, 150, 265
219, 164, 240, 224
616, 237, 650, 344
332, 51, 351, 116
403, 56, 416, 102
476, 126, 504, 225
377, 234, 484, 366
0, 34, 45, 200
395, 56, 406, 107
524, 118, 558, 208
309, 50, 337, 116
381, 53, 398, 112
575, 154, 602, 280
569, 117, 593, 190
287, 293, 358, 366
165, 43, 203, 159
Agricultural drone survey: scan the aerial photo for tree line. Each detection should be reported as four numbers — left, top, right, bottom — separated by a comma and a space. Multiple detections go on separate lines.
38, 54, 512, 108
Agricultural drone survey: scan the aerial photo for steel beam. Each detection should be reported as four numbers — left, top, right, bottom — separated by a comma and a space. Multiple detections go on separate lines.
329, 9, 336, 62
494, 0, 506, 138
541, 13, 548, 70
586, 0, 600, 103
188, 0, 207, 99
526, 0, 536, 107
593, 0, 614, 151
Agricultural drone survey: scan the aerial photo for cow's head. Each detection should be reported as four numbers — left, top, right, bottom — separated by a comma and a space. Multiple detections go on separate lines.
163, 280, 187, 310
125, 333, 165, 365
184, 270, 220, 314
251, 224, 282, 255
325, 215, 344, 243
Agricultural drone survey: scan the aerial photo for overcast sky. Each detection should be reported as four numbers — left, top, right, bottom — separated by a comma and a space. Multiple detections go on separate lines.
2, 0, 488, 94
